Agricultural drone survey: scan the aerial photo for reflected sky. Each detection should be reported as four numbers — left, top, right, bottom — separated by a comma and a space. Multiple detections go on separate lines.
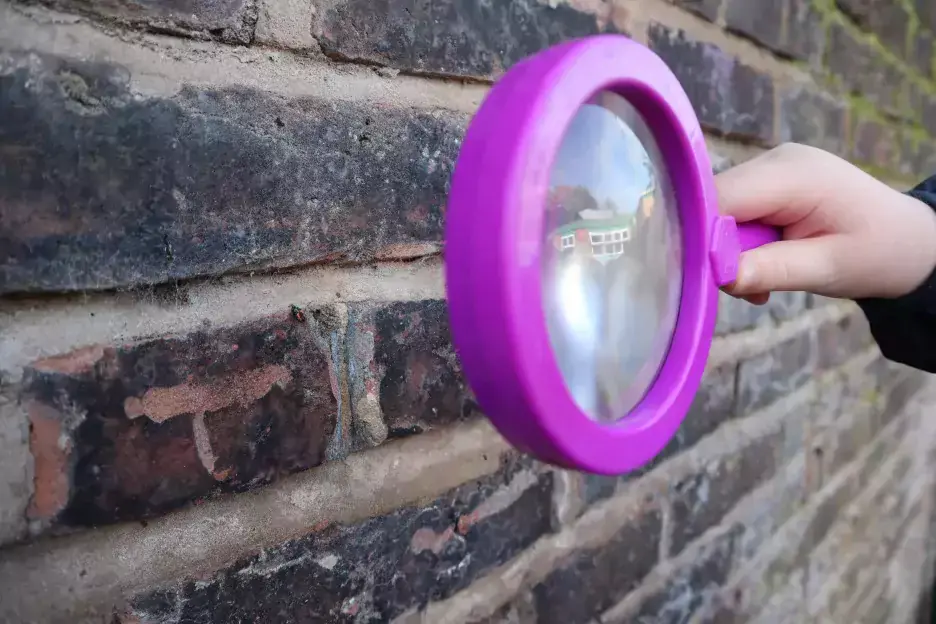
550, 103, 653, 216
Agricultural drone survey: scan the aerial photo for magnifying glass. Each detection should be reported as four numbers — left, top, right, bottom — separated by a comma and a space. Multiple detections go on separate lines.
444, 35, 780, 475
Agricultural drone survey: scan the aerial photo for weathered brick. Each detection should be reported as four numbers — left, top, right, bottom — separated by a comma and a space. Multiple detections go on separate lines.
31, 0, 257, 43
527, 502, 663, 624
851, 117, 898, 168
724, 0, 821, 59
0, 394, 30, 545
673, 0, 721, 22
880, 368, 927, 427
787, 0, 826, 62
919, 0, 936, 35
736, 332, 816, 414
0, 50, 463, 295
578, 363, 739, 509
715, 293, 768, 335
857, 589, 893, 623
724, 0, 784, 52
716, 291, 807, 335
347, 300, 475, 440
648, 24, 775, 144
580, 472, 619, 508
476, 592, 539, 624
605, 525, 744, 624
22, 312, 339, 528
817, 314, 872, 370
736, 458, 806, 561
310, 0, 624, 78
779, 86, 848, 155
811, 550, 877, 620
836, 0, 910, 58
126, 456, 553, 623
898, 135, 936, 179
827, 22, 905, 114
917, 92, 936, 137
826, 407, 879, 486
912, 29, 934, 78
723, 0, 824, 61
669, 430, 783, 555
661, 363, 738, 458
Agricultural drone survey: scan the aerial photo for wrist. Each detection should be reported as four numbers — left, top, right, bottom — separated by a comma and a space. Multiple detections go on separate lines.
891, 192, 936, 299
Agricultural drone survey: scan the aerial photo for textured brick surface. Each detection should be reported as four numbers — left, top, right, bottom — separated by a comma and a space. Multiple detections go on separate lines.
779, 86, 848, 155
724, 0, 784, 52
0, 50, 463, 295
346, 300, 474, 450
125, 456, 553, 623
836, 0, 910, 58
737, 332, 817, 413
0, 395, 30, 545
605, 526, 744, 624
527, 502, 663, 624
21, 312, 339, 527
2, 0, 936, 622
648, 24, 775, 144
366, 300, 475, 437
310, 0, 624, 78
724, 0, 824, 60
669, 431, 783, 555
817, 314, 872, 370
851, 117, 898, 167
33, 0, 257, 43
827, 23, 905, 114
676, 0, 721, 21
913, 29, 935, 78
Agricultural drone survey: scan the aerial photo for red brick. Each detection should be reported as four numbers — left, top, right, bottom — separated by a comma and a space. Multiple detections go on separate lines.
348, 300, 476, 439
22, 311, 338, 527
26, 402, 70, 520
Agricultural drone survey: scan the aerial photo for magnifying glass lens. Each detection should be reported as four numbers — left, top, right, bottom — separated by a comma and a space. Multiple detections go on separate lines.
542, 90, 683, 423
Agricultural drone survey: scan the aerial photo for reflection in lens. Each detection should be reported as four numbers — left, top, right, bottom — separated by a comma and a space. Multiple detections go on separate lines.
541, 91, 682, 423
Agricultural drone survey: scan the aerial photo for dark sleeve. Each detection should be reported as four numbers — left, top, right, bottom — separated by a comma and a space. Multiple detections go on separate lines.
854, 175, 936, 373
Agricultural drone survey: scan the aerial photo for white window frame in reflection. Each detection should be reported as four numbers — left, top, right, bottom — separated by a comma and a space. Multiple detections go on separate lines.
589, 228, 630, 261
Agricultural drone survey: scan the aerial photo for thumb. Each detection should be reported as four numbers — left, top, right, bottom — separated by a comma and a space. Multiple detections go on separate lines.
726, 237, 842, 296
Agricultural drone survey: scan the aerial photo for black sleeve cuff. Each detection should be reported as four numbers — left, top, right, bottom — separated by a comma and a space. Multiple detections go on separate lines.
854, 177, 936, 373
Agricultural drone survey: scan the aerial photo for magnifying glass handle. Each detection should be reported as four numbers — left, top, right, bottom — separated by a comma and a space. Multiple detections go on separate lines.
737, 220, 782, 251
710, 216, 782, 286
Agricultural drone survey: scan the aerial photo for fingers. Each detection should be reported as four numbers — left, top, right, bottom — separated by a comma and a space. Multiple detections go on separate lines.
724, 237, 842, 296
715, 144, 835, 226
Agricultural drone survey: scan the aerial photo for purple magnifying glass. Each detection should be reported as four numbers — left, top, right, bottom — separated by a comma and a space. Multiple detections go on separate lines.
444, 35, 780, 475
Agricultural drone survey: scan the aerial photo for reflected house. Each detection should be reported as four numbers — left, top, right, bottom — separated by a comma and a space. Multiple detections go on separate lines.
548, 183, 651, 264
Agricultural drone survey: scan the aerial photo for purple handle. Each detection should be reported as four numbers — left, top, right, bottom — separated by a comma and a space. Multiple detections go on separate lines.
709, 216, 782, 286
737, 220, 782, 251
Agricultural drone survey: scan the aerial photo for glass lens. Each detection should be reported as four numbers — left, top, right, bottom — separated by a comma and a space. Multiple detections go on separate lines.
541, 90, 682, 423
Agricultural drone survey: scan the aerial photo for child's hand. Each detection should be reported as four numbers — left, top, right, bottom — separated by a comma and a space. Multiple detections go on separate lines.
716, 143, 936, 304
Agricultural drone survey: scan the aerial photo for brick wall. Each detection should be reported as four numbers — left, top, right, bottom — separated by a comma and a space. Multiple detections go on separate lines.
2, 0, 936, 621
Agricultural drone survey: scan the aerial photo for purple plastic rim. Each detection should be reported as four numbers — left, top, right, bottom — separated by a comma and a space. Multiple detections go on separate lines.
446, 35, 732, 474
